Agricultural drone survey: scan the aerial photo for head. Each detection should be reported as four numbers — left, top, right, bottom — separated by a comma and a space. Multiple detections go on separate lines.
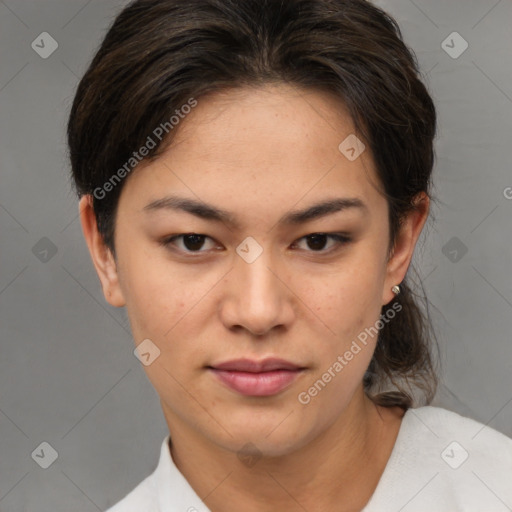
69, 0, 438, 456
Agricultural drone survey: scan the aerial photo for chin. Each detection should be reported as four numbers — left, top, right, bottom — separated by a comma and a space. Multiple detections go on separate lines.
210, 413, 314, 458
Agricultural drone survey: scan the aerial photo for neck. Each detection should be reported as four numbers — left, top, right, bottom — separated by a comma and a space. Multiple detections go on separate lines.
165, 387, 404, 512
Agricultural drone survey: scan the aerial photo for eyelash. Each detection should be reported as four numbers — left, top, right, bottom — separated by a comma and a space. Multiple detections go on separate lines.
159, 232, 352, 256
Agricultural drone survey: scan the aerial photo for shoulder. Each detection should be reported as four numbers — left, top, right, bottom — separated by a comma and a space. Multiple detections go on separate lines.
402, 405, 512, 477
409, 405, 512, 466
364, 405, 512, 512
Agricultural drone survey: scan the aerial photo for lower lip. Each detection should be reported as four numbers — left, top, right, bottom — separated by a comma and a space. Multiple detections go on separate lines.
209, 368, 303, 396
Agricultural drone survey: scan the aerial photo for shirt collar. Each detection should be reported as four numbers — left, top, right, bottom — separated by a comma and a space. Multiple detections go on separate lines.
155, 434, 212, 512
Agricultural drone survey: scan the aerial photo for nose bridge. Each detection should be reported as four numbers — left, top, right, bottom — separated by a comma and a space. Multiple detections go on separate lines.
240, 252, 276, 296
237, 243, 279, 302
227, 239, 289, 334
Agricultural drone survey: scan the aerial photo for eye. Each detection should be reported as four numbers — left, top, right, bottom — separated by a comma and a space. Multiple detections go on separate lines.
292, 233, 352, 253
160, 233, 218, 253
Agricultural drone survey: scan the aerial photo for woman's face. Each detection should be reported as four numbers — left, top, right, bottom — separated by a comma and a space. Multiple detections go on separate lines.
83, 84, 426, 456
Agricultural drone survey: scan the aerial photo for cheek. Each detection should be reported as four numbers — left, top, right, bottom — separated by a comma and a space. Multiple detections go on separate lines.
302, 264, 385, 376
118, 245, 187, 326
311, 265, 383, 332
122, 269, 207, 396
120, 256, 216, 369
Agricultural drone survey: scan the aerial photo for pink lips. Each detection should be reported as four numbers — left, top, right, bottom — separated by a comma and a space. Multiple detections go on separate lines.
208, 358, 305, 396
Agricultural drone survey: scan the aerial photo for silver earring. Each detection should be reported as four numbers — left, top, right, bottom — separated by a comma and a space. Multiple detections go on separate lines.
391, 284, 400, 295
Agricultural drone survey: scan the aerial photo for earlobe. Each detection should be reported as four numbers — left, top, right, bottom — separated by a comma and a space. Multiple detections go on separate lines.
382, 192, 430, 305
78, 195, 126, 307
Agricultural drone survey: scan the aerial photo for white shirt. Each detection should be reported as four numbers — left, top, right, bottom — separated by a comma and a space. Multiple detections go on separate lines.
105, 406, 512, 511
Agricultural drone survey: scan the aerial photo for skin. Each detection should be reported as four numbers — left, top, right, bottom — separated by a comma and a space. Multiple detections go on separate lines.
79, 84, 429, 511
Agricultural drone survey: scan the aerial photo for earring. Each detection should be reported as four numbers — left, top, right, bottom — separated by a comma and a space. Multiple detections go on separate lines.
391, 284, 400, 295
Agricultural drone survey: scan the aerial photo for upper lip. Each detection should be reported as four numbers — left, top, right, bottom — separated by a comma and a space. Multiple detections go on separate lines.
209, 358, 303, 372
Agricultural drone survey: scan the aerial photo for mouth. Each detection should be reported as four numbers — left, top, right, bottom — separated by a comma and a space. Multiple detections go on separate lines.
207, 358, 306, 396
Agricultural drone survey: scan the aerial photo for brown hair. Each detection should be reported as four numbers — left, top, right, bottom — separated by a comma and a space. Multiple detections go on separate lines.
67, 0, 439, 409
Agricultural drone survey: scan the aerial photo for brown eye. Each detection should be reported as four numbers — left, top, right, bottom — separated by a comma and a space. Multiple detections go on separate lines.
294, 233, 352, 253
181, 234, 206, 251
305, 234, 329, 251
161, 233, 217, 253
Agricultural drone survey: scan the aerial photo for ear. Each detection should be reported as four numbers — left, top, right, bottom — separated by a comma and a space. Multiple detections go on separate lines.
382, 192, 430, 305
78, 195, 126, 307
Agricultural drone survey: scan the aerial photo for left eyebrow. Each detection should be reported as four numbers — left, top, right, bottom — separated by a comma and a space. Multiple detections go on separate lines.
142, 194, 368, 229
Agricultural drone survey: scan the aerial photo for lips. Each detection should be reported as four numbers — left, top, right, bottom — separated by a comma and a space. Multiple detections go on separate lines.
211, 358, 302, 372
208, 358, 305, 396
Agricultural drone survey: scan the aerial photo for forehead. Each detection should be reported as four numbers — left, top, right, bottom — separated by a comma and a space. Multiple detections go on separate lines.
168, 84, 362, 164
119, 84, 384, 219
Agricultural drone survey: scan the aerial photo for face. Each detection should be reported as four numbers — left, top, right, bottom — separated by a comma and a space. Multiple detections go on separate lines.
81, 84, 427, 457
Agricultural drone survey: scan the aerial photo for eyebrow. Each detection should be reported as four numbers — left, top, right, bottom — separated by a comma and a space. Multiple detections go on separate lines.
143, 194, 368, 228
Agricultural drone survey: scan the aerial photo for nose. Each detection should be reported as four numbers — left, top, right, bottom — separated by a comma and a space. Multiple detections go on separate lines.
219, 249, 295, 337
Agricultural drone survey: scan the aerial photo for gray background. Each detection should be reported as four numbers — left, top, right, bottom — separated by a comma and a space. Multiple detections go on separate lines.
1, 0, 511, 510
